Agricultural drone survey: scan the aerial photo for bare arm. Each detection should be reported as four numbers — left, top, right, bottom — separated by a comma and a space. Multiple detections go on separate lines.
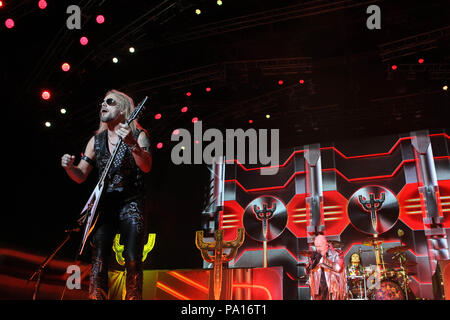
131, 131, 152, 173
116, 124, 152, 173
61, 136, 95, 183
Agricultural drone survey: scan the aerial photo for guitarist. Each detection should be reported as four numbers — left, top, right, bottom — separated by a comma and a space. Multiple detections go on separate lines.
61, 89, 152, 300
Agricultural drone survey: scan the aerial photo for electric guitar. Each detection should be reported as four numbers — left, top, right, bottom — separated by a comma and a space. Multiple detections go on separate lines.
76, 96, 148, 256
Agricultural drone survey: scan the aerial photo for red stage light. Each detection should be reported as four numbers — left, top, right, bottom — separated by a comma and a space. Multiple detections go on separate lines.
172, 129, 179, 135
391, 65, 398, 70
154, 113, 162, 120
38, 0, 47, 9
418, 58, 424, 64
61, 62, 70, 72
249, 120, 253, 124
186, 92, 191, 97
156, 142, 163, 149
5, 18, 14, 29
80, 36, 88, 45
41, 90, 51, 100
192, 117, 198, 123
299, 79, 304, 84
181, 106, 188, 113
278, 80, 283, 85
206, 87, 211, 92
96, 15, 105, 24
0, 1, 4, 8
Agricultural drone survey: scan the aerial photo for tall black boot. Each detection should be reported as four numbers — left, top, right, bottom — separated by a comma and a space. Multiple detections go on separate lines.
89, 256, 109, 300
125, 260, 143, 300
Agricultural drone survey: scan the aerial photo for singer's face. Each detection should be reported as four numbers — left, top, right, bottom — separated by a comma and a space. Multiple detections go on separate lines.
314, 236, 329, 256
351, 254, 360, 264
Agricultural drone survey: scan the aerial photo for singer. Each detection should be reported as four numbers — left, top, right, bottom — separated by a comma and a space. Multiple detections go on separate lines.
61, 89, 152, 299
307, 235, 347, 300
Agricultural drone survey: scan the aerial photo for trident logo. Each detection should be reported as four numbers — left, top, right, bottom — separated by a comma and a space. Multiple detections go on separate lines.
253, 202, 276, 240
195, 228, 245, 300
358, 192, 385, 232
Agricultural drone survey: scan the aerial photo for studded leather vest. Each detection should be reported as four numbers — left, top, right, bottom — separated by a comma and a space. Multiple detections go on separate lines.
94, 129, 145, 201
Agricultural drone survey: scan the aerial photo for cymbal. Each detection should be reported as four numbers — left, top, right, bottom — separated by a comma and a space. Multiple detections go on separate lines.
362, 237, 384, 246
298, 250, 315, 257
384, 268, 416, 276
329, 240, 344, 248
386, 246, 409, 254
386, 261, 418, 267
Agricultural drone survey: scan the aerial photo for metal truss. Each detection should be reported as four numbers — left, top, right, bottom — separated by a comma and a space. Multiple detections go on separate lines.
386, 63, 450, 80
378, 26, 450, 62
121, 57, 312, 96
141, 0, 381, 49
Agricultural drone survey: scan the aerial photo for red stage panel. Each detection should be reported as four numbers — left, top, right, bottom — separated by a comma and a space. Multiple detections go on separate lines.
323, 191, 349, 236
221, 200, 245, 241
286, 194, 307, 238
398, 183, 426, 230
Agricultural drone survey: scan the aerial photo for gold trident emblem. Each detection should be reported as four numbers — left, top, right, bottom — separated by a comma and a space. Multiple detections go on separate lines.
195, 228, 245, 300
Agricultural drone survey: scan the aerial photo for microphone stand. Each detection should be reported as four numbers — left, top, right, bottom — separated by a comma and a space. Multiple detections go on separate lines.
28, 228, 79, 300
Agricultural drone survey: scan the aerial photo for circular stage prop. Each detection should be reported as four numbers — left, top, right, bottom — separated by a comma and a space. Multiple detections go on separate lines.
243, 196, 288, 242
347, 185, 399, 235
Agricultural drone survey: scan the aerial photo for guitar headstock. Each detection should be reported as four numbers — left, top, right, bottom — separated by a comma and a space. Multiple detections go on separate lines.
127, 96, 148, 124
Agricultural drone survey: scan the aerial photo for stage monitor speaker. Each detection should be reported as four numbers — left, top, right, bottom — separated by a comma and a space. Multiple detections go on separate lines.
432, 260, 450, 300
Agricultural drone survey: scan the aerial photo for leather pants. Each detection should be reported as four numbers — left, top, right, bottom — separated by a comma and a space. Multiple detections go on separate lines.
88, 197, 145, 300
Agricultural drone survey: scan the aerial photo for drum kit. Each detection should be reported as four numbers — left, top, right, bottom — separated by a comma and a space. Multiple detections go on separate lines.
300, 237, 416, 300
348, 237, 416, 300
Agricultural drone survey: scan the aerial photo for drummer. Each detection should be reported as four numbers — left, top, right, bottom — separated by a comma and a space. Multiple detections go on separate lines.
347, 252, 364, 277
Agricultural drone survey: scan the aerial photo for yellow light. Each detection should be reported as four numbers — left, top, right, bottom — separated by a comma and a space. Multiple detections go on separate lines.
45, 121, 51, 127
443, 85, 448, 91
129, 47, 135, 53
404, 204, 422, 208
405, 198, 421, 202
323, 211, 343, 215
60, 108, 67, 114
266, 114, 270, 119
323, 205, 341, 209
112, 57, 119, 63
222, 214, 237, 218
195, 9, 201, 15
217, 0, 223, 5
222, 219, 240, 223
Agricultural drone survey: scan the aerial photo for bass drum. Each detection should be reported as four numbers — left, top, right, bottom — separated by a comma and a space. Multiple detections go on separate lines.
369, 280, 405, 300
